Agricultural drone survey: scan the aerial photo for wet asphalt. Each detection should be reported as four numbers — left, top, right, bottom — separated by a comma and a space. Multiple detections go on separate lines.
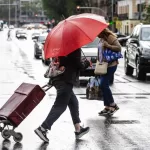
0, 29, 150, 150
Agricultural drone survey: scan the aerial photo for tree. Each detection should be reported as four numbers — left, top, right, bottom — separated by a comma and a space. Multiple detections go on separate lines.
142, 4, 150, 23
21, 0, 43, 17
41, 0, 90, 21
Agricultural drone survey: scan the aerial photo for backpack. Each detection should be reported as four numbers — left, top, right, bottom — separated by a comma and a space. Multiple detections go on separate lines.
86, 76, 102, 100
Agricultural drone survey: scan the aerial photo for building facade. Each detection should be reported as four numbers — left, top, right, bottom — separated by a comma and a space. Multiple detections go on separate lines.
19, 0, 48, 25
117, 0, 150, 34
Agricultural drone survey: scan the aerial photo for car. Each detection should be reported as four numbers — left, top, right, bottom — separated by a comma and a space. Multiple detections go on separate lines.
41, 48, 51, 65
16, 30, 27, 39
124, 23, 150, 81
34, 33, 48, 59
116, 33, 130, 46
9, 25, 14, 29
32, 32, 41, 40
0, 20, 3, 31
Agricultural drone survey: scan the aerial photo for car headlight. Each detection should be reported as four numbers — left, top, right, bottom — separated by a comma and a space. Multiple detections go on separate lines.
39, 45, 43, 49
142, 48, 150, 55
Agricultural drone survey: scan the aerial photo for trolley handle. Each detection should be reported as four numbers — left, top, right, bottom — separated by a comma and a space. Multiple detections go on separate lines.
42, 84, 53, 92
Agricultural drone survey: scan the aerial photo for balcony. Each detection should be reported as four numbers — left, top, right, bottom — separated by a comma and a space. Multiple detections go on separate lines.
118, 13, 128, 20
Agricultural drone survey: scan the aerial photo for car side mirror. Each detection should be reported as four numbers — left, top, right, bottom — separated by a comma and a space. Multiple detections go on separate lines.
130, 39, 139, 45
130, 39, 138, 43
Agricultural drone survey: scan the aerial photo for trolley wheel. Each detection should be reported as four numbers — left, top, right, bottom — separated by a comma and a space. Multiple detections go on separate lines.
1, 129, 11, 139
13, 132, 23, 143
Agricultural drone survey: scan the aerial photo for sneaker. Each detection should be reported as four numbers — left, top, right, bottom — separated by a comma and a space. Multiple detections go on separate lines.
108, 104, 119, 115
75, 126, 90, 139
98, 108, 110, 116
34, 126, 49, 143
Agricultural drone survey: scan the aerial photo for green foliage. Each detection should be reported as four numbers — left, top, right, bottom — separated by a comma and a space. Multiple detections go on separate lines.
42, 0, 89, 21
142, 4, 150, 24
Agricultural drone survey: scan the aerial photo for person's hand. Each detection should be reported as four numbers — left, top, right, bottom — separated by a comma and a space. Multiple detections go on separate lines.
102, 41, 110, 49
84, 60, 91, 68
59, 66, 65, 71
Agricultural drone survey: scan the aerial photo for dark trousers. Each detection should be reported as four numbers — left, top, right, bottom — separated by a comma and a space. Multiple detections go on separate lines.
42, 81, 81, 130
101, 65, 117, 106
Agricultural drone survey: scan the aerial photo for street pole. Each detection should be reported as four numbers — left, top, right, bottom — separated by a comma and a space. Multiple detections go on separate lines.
9, 0, 10, 26
15, 5, 17, 27
112, 0, 114, 31
139, 0, 142, 22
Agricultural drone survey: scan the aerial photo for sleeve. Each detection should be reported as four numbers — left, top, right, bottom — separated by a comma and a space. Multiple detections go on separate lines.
67, 49, 90, 70
106, 35, 122, 52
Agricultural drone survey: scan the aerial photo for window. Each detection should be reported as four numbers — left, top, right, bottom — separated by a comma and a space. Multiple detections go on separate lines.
141, 27, 150, 41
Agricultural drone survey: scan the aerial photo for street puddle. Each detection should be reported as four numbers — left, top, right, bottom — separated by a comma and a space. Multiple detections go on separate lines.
104, 119, 140, 125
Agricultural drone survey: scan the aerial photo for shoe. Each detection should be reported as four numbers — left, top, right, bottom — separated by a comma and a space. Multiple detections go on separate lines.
75, 126, 90, 139
34, 126, 49, 143
98, 108, 110, 116
108, 104, 119, 115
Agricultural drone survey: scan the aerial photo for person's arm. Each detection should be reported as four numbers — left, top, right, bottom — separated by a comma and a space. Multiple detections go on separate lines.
103, 35, 121, 52
67, 49, 90, 70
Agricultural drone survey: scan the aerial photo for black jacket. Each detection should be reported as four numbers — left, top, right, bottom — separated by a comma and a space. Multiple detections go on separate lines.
51, 48, 90, 86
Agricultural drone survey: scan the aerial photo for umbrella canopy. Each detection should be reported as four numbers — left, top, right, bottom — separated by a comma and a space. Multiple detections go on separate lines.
44, 13, 109, 58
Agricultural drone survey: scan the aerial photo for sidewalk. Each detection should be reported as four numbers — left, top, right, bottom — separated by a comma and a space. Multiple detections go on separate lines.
0, 32, 34, 105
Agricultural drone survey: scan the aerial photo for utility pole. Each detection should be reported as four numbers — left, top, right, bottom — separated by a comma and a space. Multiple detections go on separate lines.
112, 0, 114, 31
9, 0, 10, 26
139, 0, 142, 22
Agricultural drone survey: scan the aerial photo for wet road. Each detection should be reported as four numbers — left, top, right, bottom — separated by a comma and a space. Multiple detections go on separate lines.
0, 29, 150, 150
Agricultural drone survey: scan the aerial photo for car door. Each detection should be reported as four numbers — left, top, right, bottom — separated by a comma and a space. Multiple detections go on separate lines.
128, 26, 139, 67
131, 26, 141, 67
127, 26, 137, 66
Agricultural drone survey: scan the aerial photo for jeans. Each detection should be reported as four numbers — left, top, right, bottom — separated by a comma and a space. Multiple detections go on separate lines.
42, 81, 81, 130
100, 65, 117, 106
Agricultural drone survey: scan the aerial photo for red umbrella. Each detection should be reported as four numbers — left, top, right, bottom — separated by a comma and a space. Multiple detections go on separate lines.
44, 13, 109, 58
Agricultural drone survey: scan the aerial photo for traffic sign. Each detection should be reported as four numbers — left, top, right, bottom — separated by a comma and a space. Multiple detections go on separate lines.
116, 21, 122, 29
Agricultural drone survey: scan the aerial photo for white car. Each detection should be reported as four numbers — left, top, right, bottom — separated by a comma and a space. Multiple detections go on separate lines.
80, 37, 99, 77
9, 25, 14, 29
34, 33, 48, 59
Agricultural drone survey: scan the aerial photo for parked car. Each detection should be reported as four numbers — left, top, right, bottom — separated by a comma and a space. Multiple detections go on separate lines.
34, 33, 48, 59
116, 33, 130, 46
32, 32, 40, 40
9, 25, 14, 29
41, 48, 51, 65
124, 23, 150, 80
80, 37, 114, 84
16, 30, 27, 40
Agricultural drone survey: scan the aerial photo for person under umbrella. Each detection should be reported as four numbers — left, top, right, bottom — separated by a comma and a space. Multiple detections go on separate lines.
34, 13, 108, 143
35, 49, 91, 143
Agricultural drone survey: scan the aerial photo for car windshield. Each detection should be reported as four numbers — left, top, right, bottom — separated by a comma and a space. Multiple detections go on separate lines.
141, 27, 150, 41
38, 35, 47, 43
82, 38, 99, 48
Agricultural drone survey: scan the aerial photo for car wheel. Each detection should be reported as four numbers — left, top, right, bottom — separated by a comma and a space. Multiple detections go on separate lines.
124, 54, 134, 75
136, 58, 146, 81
